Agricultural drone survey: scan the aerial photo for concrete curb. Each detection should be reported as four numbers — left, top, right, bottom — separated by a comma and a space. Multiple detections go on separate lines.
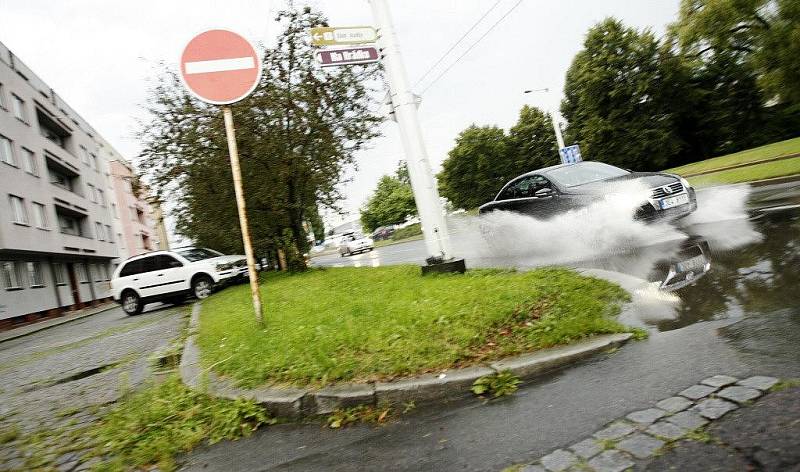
0, 303, 117, 344
179, 302, 633, 418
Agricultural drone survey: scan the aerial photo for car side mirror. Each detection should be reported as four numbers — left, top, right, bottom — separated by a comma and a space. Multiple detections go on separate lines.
534, 188, 555, 198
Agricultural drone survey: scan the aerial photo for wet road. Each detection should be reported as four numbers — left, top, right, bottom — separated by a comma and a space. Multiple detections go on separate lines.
183, 181, 800, 472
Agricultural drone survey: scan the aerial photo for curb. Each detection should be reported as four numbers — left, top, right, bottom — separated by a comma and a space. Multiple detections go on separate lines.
0, 303, 117, 344
179, 302, 633, 418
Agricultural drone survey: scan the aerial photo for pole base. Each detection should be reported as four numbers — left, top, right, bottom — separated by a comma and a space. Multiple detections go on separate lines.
421, 257, 466, 275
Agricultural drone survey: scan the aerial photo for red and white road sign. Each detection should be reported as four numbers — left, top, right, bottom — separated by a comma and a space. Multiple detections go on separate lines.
180, 29, 262, 105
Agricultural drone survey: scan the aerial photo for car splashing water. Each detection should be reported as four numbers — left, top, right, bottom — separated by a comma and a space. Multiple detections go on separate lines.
450, 180, 687, 266
678, 185, 762, 251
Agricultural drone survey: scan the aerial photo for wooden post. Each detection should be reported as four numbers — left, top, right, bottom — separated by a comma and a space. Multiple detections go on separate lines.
222, 106, 264, 326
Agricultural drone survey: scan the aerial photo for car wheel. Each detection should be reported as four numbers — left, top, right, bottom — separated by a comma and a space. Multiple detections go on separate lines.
192, 275, 214, 299
121, 290, 143, 316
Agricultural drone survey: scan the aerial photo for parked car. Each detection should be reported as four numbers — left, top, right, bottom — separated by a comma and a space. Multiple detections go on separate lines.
338, 233, 374, 256
111, 247, 249, 315
371, 226, 396, 241
478, 161, 697, 221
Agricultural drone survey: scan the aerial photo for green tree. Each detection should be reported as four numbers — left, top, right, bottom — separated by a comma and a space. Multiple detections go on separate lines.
561, 18, 683, 170
438, 125, 508, 210
507, 105, 560, 173
138, 6, 382, 270
360, 162, 417, 232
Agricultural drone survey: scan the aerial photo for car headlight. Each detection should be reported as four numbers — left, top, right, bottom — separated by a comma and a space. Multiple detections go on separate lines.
215, 262, 233, 271
679, 176, 692, 189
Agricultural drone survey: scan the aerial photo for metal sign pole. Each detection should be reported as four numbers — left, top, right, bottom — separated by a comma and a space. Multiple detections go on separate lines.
222, 106, 264, 326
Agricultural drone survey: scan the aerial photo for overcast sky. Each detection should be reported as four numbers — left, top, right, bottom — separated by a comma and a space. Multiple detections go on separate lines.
1, 0, 680, 230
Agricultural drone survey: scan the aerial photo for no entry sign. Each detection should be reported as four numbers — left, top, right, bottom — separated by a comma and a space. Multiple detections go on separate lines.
180, 29, 262, 105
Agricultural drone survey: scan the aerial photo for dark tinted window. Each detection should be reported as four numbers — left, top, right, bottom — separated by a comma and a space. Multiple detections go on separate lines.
155, 255, 182, 270
119, 260, 142, 277
138, 256, 159, 274
498, 175, 551, 200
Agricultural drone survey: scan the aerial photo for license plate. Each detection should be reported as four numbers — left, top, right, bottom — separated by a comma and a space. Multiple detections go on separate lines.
676, 255, 707, 273
659, 193, 689, 210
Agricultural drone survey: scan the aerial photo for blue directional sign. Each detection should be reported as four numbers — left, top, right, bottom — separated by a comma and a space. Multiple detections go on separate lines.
559, 144, 582, 165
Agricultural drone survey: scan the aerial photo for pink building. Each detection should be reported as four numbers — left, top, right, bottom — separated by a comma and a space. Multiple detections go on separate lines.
109, 158, 160, 258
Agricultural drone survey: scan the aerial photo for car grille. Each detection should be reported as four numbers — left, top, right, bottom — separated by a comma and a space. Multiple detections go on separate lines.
234, 259, 246, 268
651, 182, 684, 199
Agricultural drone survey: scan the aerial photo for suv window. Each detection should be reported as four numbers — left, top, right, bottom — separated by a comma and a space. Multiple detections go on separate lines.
138, 256, 159, 274
498, 175, 551, 200
155, 254, 183, 270
119, 260, 142, 277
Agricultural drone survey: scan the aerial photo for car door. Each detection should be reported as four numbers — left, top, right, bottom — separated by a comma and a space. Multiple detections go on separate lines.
116, 258, 143, 295
489, 175, 559, 218
134, 256, 161, 298
151, 254, 187, 294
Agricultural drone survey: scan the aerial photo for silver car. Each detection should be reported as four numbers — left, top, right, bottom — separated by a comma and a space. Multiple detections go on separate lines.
338, 233, 374, 257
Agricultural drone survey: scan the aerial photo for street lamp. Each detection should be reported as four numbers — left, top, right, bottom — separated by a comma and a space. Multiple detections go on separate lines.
523, 88, 566, 153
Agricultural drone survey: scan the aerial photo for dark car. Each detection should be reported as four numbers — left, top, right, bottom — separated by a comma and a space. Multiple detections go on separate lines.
478, 161, 697, 221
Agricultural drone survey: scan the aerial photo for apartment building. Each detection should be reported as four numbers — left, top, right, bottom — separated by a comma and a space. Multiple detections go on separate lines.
109, 158, 165, 259
0, 40, 158, 327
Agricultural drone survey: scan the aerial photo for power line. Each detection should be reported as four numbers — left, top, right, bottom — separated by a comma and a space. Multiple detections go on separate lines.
419, 0, 524, 96
411, 0, 503, 89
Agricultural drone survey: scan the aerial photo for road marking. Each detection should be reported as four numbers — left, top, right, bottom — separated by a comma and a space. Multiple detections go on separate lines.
184, 57, 255, 74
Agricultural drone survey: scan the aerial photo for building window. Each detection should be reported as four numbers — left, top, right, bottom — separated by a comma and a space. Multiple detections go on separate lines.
111, 203, 118, 218
87, 183, 96, 202
26, 262, 45, 287
53, 263, 66, 285
21, 148, 38, 176
37, 108, 70, 149
2, 262, 22, 290
95, 222, 105, 240
129, 205, 136, 221
91, 153, 98, 171
1, 135, 15, 166
32, 202, 48, 229
94, 264, 104, 282
97, 189, 106, 206
11, 94, 27, 122
105, 225, 113, 242
9, 195, 28, 224
57, 211, 85, 237
80, 145, 90, 166
101, 264, 110, 281
75, 263, 88, 283
46, 156, 79, 193
0, 83, 6, 110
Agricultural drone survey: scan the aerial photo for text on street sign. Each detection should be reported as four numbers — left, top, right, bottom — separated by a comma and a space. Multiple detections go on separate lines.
316, 47, 379, 67
310, 26, 377, 46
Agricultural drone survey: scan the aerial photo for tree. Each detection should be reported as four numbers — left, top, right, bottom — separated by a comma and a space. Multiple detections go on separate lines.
360, 162, 417, 232
137, 6, 382, 270
561, 18, 683, 171
506, 105, 560, 174
438, 125, 508, 210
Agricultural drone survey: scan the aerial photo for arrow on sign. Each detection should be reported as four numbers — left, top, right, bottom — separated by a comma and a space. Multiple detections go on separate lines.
309, 26, 377, 46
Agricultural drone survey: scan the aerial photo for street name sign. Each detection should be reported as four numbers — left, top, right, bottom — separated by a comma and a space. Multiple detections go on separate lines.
316, 47, 379, 67
310, 26, 377, 46
180, 29, 262, 105
559, 144, 583, 165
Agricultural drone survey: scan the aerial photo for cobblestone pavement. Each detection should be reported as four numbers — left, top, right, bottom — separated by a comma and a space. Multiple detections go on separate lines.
0, 303, 186, 471
514, 375, 797, 472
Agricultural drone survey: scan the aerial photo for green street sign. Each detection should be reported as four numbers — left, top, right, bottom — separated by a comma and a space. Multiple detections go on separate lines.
310, 26, 377, 46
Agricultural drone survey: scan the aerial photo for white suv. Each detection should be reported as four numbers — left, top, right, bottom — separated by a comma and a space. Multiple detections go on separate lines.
111, 247, 249, 315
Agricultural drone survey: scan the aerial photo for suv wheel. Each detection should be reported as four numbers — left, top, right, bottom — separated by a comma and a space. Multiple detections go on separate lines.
121, 290, 143, 316
192, 275, 213, 299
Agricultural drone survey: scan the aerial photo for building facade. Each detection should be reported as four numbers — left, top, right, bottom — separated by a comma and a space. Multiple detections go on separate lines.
0, 40, 159, 327
109, 158, 164, 259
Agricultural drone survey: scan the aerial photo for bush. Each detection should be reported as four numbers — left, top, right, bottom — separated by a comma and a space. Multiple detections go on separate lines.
391, 223, 422, 241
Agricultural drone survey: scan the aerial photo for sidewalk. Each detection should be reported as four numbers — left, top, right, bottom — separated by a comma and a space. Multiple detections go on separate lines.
0, 303, 117, 344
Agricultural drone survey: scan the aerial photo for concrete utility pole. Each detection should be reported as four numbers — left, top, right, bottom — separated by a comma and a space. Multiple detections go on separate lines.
368, 0, 456, 266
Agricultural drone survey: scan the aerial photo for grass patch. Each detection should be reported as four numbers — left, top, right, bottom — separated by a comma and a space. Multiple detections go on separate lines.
83, 375, 273, 471
197, 266, 631, 388
667, 137, 800, 176
685, 156, 800, 187
0, 424, 20, 444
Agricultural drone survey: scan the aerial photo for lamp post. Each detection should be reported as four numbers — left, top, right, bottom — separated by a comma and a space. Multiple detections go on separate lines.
523, 88, 566, 152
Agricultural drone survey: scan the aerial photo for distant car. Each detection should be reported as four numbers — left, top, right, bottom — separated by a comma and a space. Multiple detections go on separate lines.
111, 247, 250, 315
371, 226, 396, 241
338, 233, 374, 256
478, 161, 697, 221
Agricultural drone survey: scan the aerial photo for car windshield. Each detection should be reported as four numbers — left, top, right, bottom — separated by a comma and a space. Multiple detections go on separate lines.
176, 247, 224, 262
545, 162, 629, 187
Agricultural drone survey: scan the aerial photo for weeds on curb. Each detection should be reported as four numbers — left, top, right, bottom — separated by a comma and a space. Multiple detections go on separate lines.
0, 424, 19, 444
471, 370, 522, 398
327, 403, 396, 429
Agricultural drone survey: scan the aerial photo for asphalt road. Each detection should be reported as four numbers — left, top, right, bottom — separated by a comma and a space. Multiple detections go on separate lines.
181, 181, 800, 471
